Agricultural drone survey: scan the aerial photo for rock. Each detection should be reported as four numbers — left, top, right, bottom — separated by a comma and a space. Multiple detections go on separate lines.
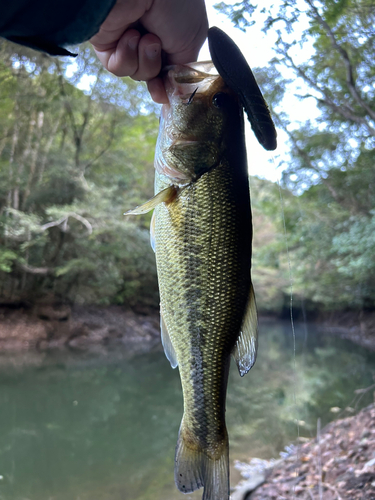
0, 304, 160, 359
35, 304, 71, 321
231, 473, 266, 500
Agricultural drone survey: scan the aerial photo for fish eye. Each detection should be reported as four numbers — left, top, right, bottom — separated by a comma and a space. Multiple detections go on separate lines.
212, 92, 229, 108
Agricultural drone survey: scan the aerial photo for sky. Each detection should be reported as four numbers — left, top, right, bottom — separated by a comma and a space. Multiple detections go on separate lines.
199, 0, 319, 182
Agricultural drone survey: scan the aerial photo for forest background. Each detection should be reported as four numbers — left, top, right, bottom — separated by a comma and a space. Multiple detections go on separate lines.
0, 0, 374, 319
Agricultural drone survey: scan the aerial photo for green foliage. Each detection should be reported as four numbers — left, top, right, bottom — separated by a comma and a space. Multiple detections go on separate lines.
214, 2, 257, 31
0, 41, 159, 308
332, 211, 375, 306
250, 175, 375, 311
0, 248, 17, 272
249, 176, 290, 314
216, 0, 375, 311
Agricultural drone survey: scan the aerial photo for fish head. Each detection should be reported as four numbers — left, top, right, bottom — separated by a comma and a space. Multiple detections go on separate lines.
155, 62, 242, 185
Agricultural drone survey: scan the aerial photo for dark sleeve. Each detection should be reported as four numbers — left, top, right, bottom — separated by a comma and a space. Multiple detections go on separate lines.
0, 0, 117, 56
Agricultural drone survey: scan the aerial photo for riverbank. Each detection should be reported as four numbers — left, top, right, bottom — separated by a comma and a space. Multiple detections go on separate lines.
0, 303, 160, 354
0, 305, 374, 353
319, 310, 375, 352
232, 403, 375, 500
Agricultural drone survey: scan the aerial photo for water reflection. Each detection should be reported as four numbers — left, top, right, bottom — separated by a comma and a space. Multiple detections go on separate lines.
0, 320, 374, 500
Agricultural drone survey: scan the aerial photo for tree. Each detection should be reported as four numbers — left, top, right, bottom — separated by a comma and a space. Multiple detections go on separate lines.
216, 0, 375, 310
0, 41, 159, 307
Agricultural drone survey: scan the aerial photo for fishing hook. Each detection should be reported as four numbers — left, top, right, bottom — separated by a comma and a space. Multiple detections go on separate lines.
187, 87, 199, 105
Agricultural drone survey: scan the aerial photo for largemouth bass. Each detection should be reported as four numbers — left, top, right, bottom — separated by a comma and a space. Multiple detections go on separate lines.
126, 27, 276, 500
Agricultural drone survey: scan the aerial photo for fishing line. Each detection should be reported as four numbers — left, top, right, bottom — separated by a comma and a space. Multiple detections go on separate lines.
271, 154, 300, 497
295, 195, 310, 364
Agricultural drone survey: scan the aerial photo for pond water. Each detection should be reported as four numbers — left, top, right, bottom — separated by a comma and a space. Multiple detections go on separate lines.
0, 319, 374, 500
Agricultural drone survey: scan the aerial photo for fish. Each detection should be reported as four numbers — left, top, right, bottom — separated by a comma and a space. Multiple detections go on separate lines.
125, 27, 276, 500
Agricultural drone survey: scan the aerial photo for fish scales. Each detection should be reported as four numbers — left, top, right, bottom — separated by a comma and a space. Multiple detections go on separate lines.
155, 155, 252, 454
150, 73, 255, 497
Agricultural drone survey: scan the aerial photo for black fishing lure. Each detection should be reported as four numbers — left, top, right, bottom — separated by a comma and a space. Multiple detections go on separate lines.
208, 27, 277, 151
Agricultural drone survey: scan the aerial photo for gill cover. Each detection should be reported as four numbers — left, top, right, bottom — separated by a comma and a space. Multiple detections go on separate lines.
208, 26, 277, 151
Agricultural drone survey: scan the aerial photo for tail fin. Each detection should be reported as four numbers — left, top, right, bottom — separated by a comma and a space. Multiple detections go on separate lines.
174, 423, 229, 500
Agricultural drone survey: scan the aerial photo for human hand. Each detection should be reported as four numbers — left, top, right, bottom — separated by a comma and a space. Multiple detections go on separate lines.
90, 0, 208, 104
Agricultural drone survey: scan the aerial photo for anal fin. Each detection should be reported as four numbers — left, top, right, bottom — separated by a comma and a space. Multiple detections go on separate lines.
160, 309, 178, 369
233, 282, 258, 377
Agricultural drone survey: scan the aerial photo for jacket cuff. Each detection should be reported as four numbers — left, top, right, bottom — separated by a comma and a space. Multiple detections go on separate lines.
1, 0, 116, 56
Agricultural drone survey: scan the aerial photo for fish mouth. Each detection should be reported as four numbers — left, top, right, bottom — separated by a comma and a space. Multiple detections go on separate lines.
161, 61, 218, 79
155, 112, 200, 181
159, 61, 220, 144
154, 61, 221, 183
171, 139, 197, 146
162, 61, 219, 102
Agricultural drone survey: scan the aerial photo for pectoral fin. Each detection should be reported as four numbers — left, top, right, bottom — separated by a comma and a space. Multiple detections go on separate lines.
124, 186, 177, 216
161, 309, 178, 369
233, 283, 258, 377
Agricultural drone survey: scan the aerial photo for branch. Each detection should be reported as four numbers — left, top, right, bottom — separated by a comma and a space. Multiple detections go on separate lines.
82, 143, 112, 172
305, 0, 375, 121
36, 109, 63, 184
41, 213, 92, 235
17, 262, 52, 275
322, 482, 343, 500
68, 213, 92, 234
276, 117, 340, 200
78, 66, 104, 140
282, 50, 375, 136
40, 216, 68, 231
55, 60, 80, 154
81, 114, 117, 174
315, 98, 375, 136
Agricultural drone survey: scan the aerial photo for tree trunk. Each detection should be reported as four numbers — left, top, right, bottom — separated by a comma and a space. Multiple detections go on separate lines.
7, 121, 20, 208
14, 110, 36, 210
22, 111, 44, 209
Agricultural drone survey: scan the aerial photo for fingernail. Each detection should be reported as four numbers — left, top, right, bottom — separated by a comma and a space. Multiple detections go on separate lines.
128, 36, 140, 51
145, 43, 161, 60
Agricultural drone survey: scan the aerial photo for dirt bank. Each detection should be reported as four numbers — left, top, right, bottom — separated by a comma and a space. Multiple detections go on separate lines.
1, 305, 375, 353
319, 310, 375, 352
0, 303, 160, 354
233, 403, 375, 500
